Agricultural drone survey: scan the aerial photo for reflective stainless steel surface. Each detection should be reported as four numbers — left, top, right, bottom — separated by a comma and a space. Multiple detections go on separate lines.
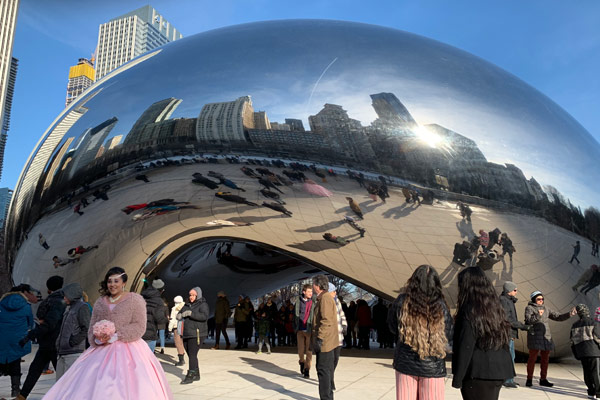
6, 20, 600, 357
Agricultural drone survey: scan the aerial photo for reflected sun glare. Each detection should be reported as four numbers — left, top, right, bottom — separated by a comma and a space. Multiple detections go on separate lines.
415, 125, 443, 148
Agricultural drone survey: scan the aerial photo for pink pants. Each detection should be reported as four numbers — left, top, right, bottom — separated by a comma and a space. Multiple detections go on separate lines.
395, 371, 445, 400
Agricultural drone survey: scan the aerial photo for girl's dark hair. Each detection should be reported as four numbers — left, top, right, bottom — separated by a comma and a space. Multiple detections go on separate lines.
399, 264, 449, 359
455, 267, 511, 350
99, 266, 128, 296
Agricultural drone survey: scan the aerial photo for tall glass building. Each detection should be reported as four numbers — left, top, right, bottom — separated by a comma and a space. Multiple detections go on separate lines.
94, 5, 182, 80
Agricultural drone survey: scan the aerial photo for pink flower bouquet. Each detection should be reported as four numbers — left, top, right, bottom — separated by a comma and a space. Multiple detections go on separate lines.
93, 319, 116, 341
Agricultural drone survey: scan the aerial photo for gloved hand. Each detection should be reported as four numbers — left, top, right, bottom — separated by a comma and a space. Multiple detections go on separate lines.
19, 336, 30, 347
313, 338, 322, 353
180, 310, 192, 318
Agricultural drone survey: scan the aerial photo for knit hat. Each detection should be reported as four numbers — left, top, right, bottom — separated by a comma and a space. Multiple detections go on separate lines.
173, 295, 184, 304
503, 281, 517, 293
62, 283, 83, 301
595, 306, 600, 323
217, 291, 226, 297
46, 275, 64, 291
576, 304, 590, 318
328, 283, 336, 293
530, 290, 543, 301
191, 286, 202, 298
151, 279, 165, 290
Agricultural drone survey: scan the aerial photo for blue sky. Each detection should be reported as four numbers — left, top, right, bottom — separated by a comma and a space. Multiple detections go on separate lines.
3, 0, 600, 190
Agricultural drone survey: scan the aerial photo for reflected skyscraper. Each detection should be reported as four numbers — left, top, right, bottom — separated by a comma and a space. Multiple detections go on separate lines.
370, 92, 417, 130
124, 97, 182, 146
196, 96, 255, 144
95, 5, 182, 80
66, 117, 118, 179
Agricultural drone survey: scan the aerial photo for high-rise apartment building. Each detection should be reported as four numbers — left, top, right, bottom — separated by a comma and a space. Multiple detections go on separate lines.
0, 187, 13, 228
0, 0, 19, 182
95, 5, 182, 80
196, 96, 255, 144
66, 58, 95, 106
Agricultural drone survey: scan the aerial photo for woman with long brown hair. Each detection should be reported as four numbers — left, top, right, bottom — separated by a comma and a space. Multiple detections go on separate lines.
388, 264, 453, 400
452, 267, 514, 400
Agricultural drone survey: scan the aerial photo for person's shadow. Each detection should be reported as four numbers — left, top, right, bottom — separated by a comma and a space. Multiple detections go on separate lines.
228, 370, 317, 399
439, 262, 462, 286
455, 220, 475, 240
500, 256, 514, 282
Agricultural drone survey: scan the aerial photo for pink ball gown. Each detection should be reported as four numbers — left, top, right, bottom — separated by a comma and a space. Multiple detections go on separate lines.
43, 293, 173, 399
302, 179, 332, 197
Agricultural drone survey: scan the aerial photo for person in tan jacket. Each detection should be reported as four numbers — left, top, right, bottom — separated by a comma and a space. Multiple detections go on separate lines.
311, 275, 339, 400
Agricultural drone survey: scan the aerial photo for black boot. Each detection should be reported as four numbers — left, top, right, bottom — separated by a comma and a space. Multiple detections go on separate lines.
174, 354, 185, 366
181, 370, 195, 384
11, 374, 21, 397
299, 361, 305, 374
525, 379, 533, 387
193, 368, 200, 381
539, 379, 554, 387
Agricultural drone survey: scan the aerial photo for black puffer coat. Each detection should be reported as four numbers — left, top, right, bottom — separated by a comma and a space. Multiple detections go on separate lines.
524, 300, 571, 351
141, 287, 168, 341
29, 291, 66, 350
388, 294, 453, 378
178, 297, 209, 340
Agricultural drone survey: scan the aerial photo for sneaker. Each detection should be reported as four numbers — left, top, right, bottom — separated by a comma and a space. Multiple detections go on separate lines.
267, 351, 271, 354
503, 382, 518, 388
540, 379, 554, 387
225, 343, 231, 350
256, 350, 262, 354
41, 369, 54, 375
525, 379, 533, 387
211, 345, 219, 350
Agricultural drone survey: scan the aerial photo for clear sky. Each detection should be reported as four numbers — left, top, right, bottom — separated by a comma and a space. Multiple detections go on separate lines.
2, 0, 599, 190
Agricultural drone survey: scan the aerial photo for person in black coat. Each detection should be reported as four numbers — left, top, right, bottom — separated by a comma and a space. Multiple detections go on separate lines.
18, 276, 66, 400
141, 279, 169, 353
498, 282, 530, 388
452, 267, 514, 400
388, 265, 453, 399
177, 286, 209, 384
570, 304, 600, 398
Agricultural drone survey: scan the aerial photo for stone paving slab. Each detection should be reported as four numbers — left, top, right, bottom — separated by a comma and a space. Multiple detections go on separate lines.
1, 341, 590, 400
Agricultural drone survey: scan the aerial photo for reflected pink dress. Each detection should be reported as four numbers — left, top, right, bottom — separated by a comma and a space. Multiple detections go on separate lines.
302, 179, 332, 197
43, 293, 173, 399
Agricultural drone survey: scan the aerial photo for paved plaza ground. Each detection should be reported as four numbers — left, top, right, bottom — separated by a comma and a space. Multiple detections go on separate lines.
1, 338, 591, 400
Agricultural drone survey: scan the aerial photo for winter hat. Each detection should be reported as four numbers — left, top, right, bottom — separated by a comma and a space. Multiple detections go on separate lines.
576, 304, 590, 318
530, 290, 543, 301
46, 275, 64, 292
152, 279, 165, 290
328, 283, 336, 293
503, 282, 517, 293
217, 291, 226, 297
62, 283, 83, 301
191, 286, 202, 298
595, 306, 600, 323
173, 295, 184, 304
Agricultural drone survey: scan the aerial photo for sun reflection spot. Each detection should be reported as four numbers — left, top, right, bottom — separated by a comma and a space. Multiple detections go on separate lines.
415, 126, 443, 148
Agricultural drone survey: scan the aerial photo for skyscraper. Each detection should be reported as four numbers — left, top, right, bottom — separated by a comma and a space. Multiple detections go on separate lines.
0, 187, 13, 229
95, 5, 182, 80
0, 0, 19, 182
123, 98, 182, 145
66, 58, 95, 106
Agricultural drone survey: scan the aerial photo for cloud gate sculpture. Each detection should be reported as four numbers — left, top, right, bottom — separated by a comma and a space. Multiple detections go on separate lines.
5, 20, 600, 357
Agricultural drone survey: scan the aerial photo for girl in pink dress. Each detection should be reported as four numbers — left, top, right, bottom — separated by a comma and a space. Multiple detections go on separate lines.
43, 267, 173, 399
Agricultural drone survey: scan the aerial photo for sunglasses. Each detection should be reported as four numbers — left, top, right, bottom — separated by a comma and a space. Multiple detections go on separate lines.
535, 297, 544, 301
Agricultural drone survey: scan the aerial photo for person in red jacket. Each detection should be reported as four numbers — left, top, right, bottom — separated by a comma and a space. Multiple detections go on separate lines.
356, 299, 372, 350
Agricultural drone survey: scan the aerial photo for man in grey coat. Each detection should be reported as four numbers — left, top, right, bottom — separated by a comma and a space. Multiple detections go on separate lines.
55, 283, 91, 379
499, 281, 529, 388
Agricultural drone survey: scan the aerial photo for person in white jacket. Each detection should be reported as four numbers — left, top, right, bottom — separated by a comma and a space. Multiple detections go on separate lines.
169, 295, 186, 366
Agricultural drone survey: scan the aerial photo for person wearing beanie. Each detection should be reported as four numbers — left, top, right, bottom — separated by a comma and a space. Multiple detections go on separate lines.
55, 283, 91, 379
212, 290, 232, 350
499, 281, 529, 388
524, 290, 576, 388
141, 279, 168, 353
177, 287, 209, 384
17, 276, 66, 399
169, 295, 186, 366
570, 304, 600, 399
